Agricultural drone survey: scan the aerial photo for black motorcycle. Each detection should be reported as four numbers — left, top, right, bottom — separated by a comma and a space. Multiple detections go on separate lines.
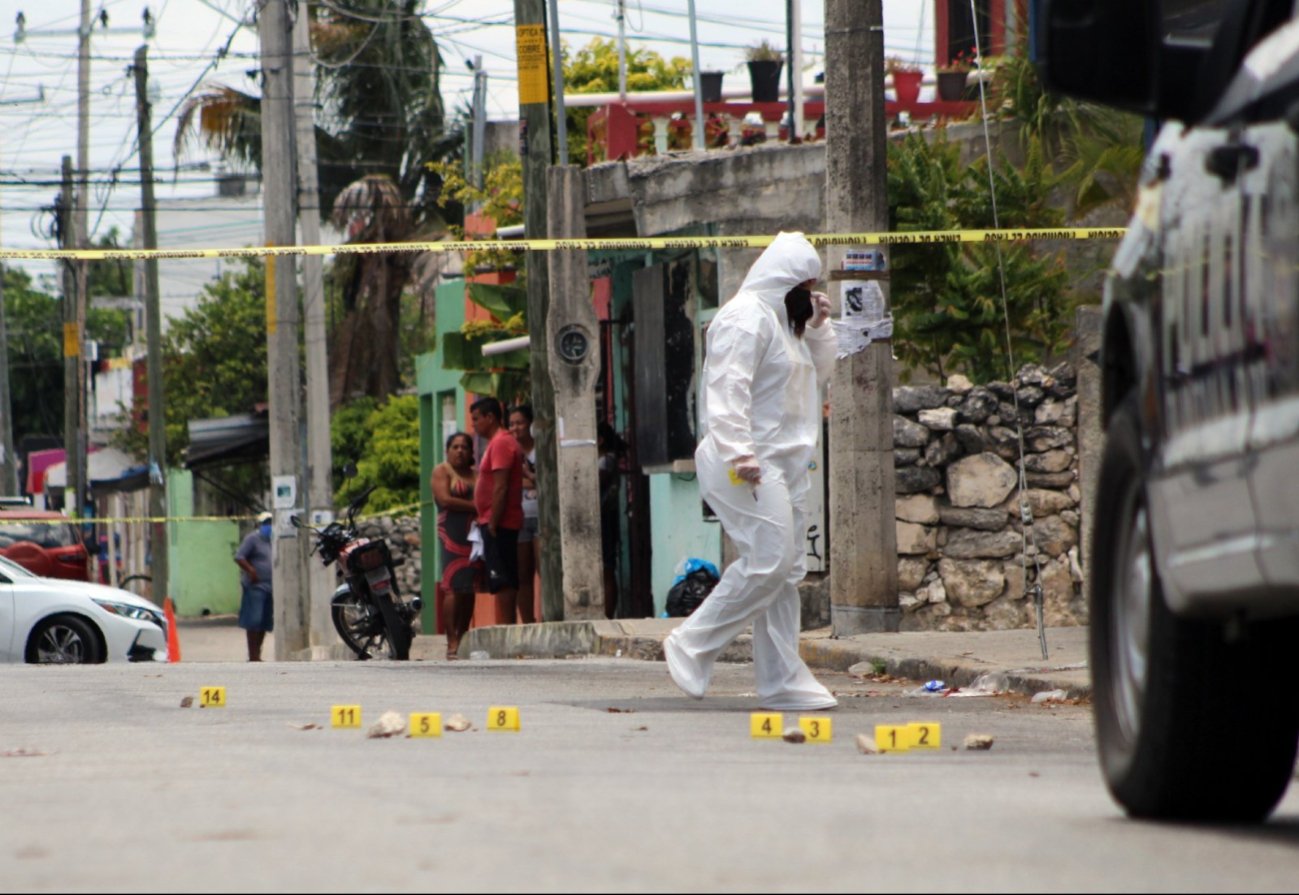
291, 485, 421, 660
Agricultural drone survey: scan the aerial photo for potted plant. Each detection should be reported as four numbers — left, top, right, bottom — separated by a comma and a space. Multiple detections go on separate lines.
885, 56, 924, 105
699, 70, 724, 103
936, 48, 975, 101
745, 40, 784, 103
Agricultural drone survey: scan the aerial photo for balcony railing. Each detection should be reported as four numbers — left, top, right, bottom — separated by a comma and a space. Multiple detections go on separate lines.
579, 86, 975, 164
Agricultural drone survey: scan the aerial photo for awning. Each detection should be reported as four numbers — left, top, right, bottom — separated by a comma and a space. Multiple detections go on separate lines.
183, 411, 269, 471
44, 447, 143, 493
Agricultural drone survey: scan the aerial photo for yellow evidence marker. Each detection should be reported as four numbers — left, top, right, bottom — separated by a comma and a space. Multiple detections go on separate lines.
199, 686, 226, 708
331, 705, 362, 728
409, 712, 443, 738
487, 706, 520, 731
750, 712, 783, 739
874, 724, 911, 753
798, 716, 833, 743
905, 721, 941, 750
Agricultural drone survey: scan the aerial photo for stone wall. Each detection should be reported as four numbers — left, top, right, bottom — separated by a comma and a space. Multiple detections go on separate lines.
355, 515, 424, 602
889, 362, 1086, 631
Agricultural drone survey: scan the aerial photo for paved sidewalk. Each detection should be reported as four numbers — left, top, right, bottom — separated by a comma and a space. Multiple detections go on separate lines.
176, 614, 1091, 700
459, 618, 1091, 700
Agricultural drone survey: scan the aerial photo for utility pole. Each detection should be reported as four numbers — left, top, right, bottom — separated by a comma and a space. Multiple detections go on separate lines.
132, 45, 168, 608
513, 0, 560, 620
259, 0, 308, 658
292, 7, 336, 647
0, 195, 16, 495
71, 0, 91, 521
825, 0, 899, 634
60, 156, 79, 514
470, 55, 487, 191
615, 0, 627, 100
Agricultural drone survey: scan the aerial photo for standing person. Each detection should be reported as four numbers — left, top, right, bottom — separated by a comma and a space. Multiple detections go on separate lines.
432, 432, 481, 660
508, 404, 539, 624
234, 511, 274, 662
663, 232, 838, 711
470, 397, 525, 625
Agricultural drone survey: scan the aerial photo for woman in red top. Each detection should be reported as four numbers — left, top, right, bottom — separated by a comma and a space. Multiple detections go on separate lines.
432, 432, 480, 659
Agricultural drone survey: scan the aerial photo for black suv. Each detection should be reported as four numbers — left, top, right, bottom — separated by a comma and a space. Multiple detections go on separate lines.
1040, 0, 1299, 821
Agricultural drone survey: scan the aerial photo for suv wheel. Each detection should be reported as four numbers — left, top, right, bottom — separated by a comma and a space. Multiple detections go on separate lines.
1092, 395, 1299, 822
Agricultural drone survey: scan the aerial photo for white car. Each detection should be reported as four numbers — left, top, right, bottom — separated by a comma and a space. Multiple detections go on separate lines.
0, 555, 168, 663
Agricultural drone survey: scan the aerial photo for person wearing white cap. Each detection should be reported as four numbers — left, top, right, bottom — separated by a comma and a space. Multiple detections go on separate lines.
663, 232, 838, 711
234, 511, 274, 661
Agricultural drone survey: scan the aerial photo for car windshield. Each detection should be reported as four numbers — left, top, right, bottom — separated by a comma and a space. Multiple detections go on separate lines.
0, 553, 37, 579
0, 520, 79, 549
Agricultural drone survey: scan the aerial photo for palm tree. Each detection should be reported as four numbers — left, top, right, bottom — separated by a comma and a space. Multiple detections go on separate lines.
174, 0, 461, 404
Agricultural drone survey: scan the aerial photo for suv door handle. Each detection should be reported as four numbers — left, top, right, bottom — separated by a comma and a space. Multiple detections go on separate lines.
1205, 143, 1259, 183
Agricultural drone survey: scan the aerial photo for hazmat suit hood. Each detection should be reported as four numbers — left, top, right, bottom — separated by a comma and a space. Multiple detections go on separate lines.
738, 232, 822, 309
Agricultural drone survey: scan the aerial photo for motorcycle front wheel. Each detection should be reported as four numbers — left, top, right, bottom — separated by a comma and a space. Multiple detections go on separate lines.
332, 591, 398, 660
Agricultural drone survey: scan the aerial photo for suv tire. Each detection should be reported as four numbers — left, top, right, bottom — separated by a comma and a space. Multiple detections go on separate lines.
1092, 395, 1299, 821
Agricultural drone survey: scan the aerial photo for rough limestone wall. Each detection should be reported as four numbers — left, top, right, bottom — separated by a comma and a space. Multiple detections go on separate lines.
891, 362, 1086, 631
356, 516, 423, 601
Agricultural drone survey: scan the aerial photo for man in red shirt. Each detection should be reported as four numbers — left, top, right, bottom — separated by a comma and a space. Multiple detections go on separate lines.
470, 396, 526, 624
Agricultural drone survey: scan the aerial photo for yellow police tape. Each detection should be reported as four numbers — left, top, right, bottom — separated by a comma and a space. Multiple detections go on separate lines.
0, 227, 1127, 262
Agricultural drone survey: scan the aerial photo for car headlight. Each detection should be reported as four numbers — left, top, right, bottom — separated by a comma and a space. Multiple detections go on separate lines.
92, 599, 164, 628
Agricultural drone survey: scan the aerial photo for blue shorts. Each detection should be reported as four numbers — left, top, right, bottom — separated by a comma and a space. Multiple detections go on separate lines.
238, 582, 274, 632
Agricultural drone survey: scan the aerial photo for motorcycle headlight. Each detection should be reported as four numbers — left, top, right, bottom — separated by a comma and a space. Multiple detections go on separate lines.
93, 599, 164, 628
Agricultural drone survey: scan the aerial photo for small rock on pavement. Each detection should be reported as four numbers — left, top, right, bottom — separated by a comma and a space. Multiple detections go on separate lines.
179, 696, 193, 708
366, 711, 406, 739
963, 733, 995, 751
445, 713, 472, 732
1031, 689, 1069, 704
782, 727, 806, 744
847, 661, 880, 677
855, 734, 879, 755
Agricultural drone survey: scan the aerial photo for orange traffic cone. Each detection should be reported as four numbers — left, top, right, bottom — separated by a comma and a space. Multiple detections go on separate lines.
163, 597, 181, 663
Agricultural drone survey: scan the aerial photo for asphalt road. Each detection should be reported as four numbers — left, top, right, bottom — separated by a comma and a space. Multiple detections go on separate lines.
2, 655, 1298, 893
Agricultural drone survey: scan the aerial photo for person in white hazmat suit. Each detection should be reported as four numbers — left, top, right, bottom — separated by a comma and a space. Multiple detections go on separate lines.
663, 231, 838, 710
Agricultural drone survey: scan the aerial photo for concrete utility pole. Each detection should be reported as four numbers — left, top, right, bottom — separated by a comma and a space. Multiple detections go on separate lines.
259, 0, 308, 658
0, 201, 16, 495
546, 166, 603, 618
60, 156, 79, 513
71, 0, 91, 520
291, 8, 336, 646
825, 0, 899, 634
132, 46, 168, 606
513, 0, 561, 620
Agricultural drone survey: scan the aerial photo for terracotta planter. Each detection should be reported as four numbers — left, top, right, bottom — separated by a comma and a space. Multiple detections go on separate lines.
936, 70, 969, 101
892, 69, 923, 105
747, 59, 783, 103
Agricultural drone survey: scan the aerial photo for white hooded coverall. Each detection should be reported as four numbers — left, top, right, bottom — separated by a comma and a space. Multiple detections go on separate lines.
664, 232, 838, 710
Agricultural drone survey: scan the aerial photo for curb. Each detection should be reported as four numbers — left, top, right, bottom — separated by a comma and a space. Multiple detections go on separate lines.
798, 638, 1091, 700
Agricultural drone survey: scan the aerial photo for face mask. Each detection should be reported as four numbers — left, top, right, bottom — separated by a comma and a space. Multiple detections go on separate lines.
259, 523, 272, 538
784, 285, 813, 336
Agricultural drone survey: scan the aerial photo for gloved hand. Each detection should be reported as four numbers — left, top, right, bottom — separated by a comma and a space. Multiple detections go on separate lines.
732, 457, 762, 484
810, 291, 831, 328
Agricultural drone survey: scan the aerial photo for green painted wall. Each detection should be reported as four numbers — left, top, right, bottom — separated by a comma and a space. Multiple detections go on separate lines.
416, 278, 469, 633
166, 468, 241, 617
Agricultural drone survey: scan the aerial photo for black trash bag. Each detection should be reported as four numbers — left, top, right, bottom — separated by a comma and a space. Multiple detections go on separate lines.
665, 568, 719, 618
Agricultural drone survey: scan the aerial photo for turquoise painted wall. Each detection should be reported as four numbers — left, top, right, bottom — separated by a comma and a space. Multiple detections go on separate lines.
416, 278, 469, 632
648, 471, 721, 617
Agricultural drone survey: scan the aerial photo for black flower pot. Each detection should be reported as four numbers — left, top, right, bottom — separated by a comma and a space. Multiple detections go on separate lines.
700, 71, 724, 103
936, 70, 969, 101
747, 59, 783, 103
